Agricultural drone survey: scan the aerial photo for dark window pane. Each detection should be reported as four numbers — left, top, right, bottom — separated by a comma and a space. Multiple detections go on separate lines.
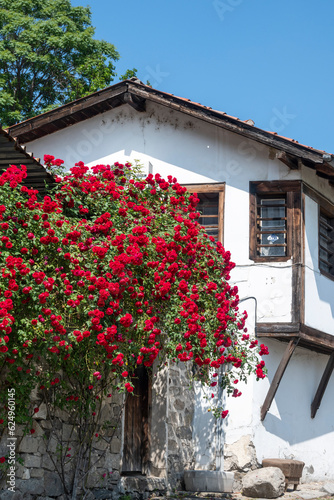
197, 192, 219, 239
319, 212, 334, 275
257, 197, 287, 257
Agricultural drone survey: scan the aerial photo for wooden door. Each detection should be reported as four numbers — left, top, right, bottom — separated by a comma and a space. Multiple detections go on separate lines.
122, 366, 150, 474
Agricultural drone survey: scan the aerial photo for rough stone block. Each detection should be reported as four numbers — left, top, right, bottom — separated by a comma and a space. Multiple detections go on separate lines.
0, 491, 16, 500
54, 408, 68, 421
30, 421, 44, 438
297, 492, 327, 500
62, 423, 78, 441
32, 403, 48, 420
168, 439, 178, 452
30, 468, 44, 478
242, 467, 285, 498
168, 454, 184, 474
184, 408, 193, 427
15, 463, 25, 479
91, 489, 113, 499
173, 400, 185, 411
109, 437, 121, 454
85, 470, 107, 489
18, 436, 39, 453
22, 469, 30, 480
184, 470, 235, 493
168, 411, 180, 426
225, 435, 259, 472
15, 426, 25, 437
92, 437, 108, 451
39, 420, 52, 430
35, 437, 46, 454
322, 482, 334, 495
44, 471, 64, 496
100, 403, 113, 422
110, 392, 124, 405
46, 435, 58, 453
176, 426, 192, 441
42, 453, 56, 471
15, 478, 44, 495
104, 452, 120, 470
22, 454, 41, 468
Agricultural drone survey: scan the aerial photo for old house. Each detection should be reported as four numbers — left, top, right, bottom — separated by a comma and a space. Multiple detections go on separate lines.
5, 78, 334, 494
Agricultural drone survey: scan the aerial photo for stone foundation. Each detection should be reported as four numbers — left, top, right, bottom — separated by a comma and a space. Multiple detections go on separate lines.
0, 362, 238, 498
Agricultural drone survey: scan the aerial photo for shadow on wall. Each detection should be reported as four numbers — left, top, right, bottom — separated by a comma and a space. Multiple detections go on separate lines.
261, 339, 334, 444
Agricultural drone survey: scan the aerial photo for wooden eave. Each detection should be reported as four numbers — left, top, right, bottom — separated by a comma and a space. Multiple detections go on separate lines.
0, 128, 55, 193
6, 83, 143, 143
6, 80, 334, 182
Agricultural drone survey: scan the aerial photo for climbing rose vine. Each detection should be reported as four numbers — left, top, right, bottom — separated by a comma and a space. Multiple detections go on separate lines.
0, 159, 268, 481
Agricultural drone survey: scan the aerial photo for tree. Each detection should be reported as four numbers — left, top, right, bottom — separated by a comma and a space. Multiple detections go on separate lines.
119, 67, 151, 86
0, 159, 268, 497
0, 0, 119, 126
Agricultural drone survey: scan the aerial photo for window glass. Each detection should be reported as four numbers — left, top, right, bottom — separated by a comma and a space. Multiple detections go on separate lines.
197, 192, 219, 240
319, 212, 334, 275
258, 198, 287, 257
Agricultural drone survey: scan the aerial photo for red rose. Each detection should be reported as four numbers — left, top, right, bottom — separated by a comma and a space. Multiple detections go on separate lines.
120, 313, 133, 328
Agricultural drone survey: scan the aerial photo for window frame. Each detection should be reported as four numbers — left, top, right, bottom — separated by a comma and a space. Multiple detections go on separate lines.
318, 206, 334, 281
185, 183, 225, 244
249, 181, 301, 262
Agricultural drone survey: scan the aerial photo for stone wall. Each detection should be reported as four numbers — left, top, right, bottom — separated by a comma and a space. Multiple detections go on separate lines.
166, 363, 195, 491
0, 390, 124, 499
0, 363, 241, 499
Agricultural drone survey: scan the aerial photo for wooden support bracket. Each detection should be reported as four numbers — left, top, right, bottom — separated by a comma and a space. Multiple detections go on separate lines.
311, 351, 334, 419
275, 151, 299, 170
260, 337, 299, 421
123, 92, 146, 112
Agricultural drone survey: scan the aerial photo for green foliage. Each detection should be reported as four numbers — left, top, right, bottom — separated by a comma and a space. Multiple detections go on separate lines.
119, 67, 151, 86
120, 68, 138, 81
0, 0, 120, 125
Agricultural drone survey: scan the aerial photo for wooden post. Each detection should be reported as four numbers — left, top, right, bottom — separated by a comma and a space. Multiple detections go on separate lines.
311, 352, 334, 419
260, 338, 299, 421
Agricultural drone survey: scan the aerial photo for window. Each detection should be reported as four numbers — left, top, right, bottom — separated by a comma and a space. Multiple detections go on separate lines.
257, 197, 287, 257
250, 181, 301, 262
319, 210, 334, 277
185, 183, 225, 243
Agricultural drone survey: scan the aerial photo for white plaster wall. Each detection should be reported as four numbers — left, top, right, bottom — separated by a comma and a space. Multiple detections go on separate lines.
24, 101, 334, 479
223, 339, 334, 481
304, 194, 334, 335
192, 381, 218, 470
25, 101, 298, 324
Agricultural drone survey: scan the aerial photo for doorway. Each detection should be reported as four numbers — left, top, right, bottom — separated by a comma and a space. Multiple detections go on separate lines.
122, 366, 151, 475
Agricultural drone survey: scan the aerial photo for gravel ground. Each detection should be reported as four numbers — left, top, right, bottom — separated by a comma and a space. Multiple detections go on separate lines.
148, 481, 334, 500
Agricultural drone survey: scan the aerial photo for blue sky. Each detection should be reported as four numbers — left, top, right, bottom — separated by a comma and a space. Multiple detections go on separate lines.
72, 0, 334, 153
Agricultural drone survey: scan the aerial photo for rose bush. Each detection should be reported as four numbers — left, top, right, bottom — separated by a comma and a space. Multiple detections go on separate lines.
0, 158, 268, 495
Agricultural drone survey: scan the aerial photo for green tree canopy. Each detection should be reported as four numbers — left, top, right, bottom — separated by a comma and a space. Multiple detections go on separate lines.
0, 0, 120, 125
